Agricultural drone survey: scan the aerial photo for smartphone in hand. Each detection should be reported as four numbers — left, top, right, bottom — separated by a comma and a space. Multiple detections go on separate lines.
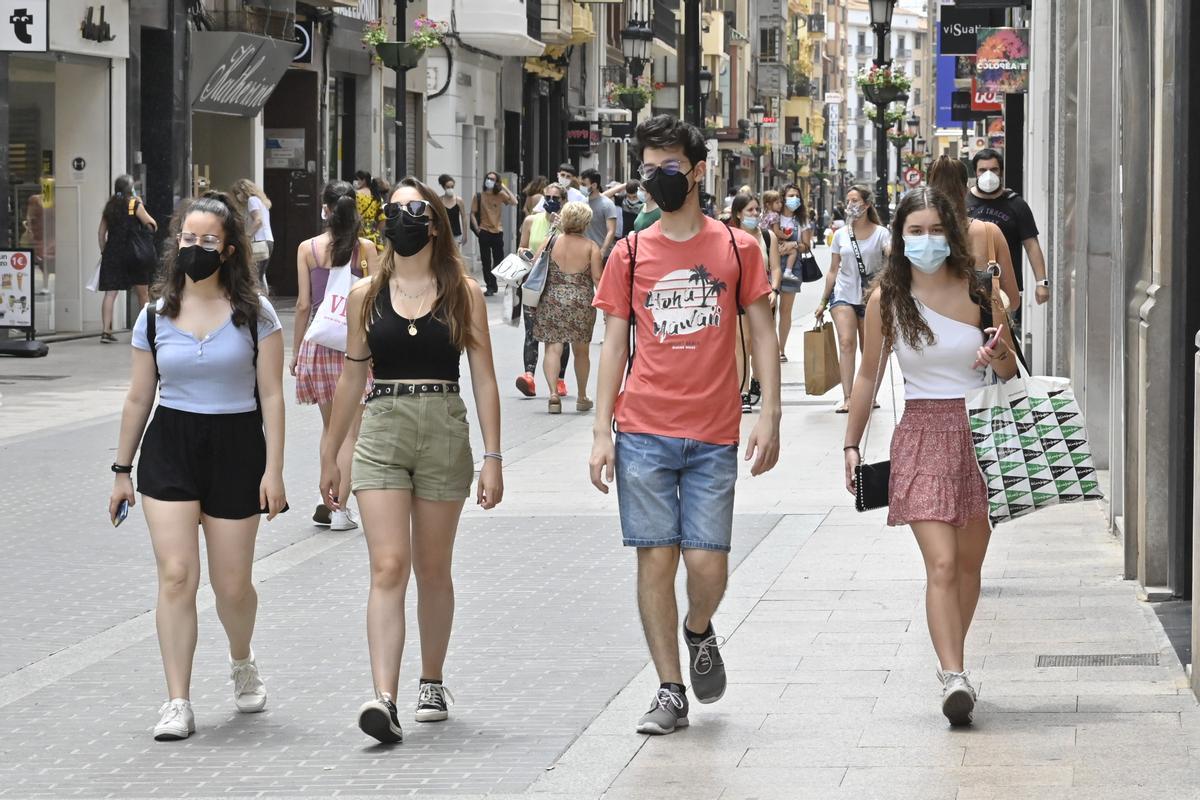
112, 499, 130, 528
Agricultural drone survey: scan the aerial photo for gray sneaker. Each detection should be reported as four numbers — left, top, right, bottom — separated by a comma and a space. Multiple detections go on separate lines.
636, 687, 689, 735
940, 670, 976, 726
684, 624, 727, 704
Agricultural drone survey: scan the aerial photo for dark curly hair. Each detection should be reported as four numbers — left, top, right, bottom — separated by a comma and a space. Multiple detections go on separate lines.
877, 187, 985, 352
152, 192, 264, 329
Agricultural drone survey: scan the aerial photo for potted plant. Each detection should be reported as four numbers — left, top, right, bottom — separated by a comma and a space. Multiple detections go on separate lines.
367, 15, 447, 70
607, 80, 654, 113
865, 104, 905, 126
857, 64, 912, 106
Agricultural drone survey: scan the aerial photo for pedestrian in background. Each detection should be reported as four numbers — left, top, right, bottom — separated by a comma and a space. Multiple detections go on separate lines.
516, 182, 570, 398
354, 170, 386, 251
292, 180, 379, 532
967, 148, 1050, 318
470, 170, 517, 296
533, 201, 602, 414
108, 191, 287, 741
633, 183, 661, 232
230, 179, 273, 290
727, 192, 782, 413
928, 156, 1019, 313
613, 179, 643, 239
97, 175, 157, 342
590, 115, 780, 737
522, 175, 548, 216
437, 174, 468, 249
843, 187, 1016, 727
771, 186, 811, 364
579, 168, 619, 258
320, 178, 503, 745
816, 185, 891, 413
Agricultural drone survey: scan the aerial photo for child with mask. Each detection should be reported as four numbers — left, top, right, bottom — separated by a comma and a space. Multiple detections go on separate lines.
842, 186, 1015, 728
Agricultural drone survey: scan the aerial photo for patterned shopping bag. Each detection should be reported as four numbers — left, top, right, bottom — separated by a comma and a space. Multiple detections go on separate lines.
965, 363, 1104, 525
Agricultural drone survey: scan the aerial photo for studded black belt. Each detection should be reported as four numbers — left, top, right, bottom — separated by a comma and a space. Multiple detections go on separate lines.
366, 382, 461, 402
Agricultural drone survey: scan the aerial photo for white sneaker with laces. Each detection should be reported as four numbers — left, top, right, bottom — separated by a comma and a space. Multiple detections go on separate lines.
153, 698, 195, 741
330, 508, 359, 531
940, 669, 976, 726
231, 651, 268, 713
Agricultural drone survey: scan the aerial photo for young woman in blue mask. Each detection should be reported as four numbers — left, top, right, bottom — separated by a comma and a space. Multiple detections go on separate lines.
770, 185, 811, 363
841, 187, 1016, 728
727, 193, 781, 412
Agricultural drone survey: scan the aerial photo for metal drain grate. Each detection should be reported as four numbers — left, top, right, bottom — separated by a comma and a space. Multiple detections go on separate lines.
1036, 653, 1159, 668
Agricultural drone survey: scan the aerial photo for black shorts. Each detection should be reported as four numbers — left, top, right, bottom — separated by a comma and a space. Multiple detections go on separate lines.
137, 406, 267, 520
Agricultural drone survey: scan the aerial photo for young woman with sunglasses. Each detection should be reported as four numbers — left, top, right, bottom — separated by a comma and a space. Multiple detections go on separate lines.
109, 192, 288, 741
320, 179, 503, 744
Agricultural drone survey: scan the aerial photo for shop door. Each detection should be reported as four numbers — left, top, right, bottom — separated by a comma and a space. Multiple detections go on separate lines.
263, 70, 320, 297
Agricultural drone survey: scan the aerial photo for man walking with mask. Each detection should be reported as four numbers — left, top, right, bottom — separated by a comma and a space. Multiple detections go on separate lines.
471, 170, 517, 295
589, 115, 782, 736
966, 149, 1050, 316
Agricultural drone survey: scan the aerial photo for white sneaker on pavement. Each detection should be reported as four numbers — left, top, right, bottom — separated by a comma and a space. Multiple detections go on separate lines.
330, 508, 359, 531
153, 698, 195, 741
231, 651, 268, 713
940, 669, 976, 726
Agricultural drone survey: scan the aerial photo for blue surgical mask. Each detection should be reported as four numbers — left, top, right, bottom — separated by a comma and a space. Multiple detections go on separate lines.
785, 197, 801, 211
581, 186, 592, 198
636, 189, 647, 204
903, 234, 951, 274
741, 216, 759, 231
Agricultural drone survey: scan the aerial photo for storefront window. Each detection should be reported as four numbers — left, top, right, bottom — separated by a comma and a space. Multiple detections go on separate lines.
8, 57, 56, 332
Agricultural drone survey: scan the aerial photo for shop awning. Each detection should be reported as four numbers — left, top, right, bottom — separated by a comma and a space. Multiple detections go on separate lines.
190, 32, 301, 117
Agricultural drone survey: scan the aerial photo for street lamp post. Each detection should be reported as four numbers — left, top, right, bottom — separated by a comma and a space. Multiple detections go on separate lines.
620, 2, 653, 81
684, 0, 702, 126
698, 66, 713, 123
837, 154, 848, 203
816, 141, 828, 225
868, 0, 897, 223
750, 102, 766, 194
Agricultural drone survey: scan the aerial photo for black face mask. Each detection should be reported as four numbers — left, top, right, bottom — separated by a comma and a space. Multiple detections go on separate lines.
643, 165, 696, 213
178, 246, 222, 282
543, 197, 562, 214
385, 215, 431, 257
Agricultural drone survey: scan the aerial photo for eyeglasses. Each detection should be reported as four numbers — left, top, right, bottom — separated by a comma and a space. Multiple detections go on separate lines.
178, 233, 223, 251
637, 160, 692, 182
384, 200, 431, 221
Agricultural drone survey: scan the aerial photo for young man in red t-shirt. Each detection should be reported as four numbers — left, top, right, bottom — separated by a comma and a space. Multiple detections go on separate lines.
590, 115, 782, 735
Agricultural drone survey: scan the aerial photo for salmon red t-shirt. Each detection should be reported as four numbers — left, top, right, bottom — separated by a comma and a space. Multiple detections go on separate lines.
594, 216, 771, 445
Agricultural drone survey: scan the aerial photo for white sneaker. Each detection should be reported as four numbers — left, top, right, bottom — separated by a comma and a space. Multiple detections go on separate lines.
330, 508, 359, 531
153, 698, 195, 741
231, 651, 268, 713
940, 670, 976, 726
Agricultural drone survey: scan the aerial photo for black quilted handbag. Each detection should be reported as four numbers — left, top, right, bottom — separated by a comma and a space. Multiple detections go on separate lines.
854, 341, 896, 512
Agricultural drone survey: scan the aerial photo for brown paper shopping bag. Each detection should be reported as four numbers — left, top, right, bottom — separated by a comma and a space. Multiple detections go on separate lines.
804, 322, 840, 396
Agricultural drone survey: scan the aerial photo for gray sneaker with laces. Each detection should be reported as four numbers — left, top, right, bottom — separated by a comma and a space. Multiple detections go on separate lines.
940, 670, 976, 726
636, 687, 689, 735
684, 624, 727, 704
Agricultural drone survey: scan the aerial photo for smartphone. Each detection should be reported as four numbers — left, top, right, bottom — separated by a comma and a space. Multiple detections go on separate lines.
112, 499, 130, 528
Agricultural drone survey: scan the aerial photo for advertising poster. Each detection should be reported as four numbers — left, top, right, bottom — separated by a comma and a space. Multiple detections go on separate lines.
971, 78, 1003, 112
0, 250, 34, 329
976, 27, 1030, 94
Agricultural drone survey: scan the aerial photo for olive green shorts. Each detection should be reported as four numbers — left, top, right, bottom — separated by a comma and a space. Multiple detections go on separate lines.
352, 392, 475, 501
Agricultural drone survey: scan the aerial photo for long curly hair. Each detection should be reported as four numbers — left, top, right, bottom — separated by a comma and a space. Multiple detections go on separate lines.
877, 187, 985, 352
152, 192, 263, 328
360, 177, 478, 351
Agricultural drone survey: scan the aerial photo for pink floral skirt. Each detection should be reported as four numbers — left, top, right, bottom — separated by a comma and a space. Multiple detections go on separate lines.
887, 399, 989, 528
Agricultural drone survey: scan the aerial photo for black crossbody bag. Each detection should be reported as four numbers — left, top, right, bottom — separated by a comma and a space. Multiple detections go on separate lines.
854, 339, 896, 512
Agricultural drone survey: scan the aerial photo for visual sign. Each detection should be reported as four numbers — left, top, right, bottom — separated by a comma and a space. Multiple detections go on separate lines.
0, 0, 48, 52
0, 250, 34, 328
938, 6, 1005, 55
976, 27, 1030, 94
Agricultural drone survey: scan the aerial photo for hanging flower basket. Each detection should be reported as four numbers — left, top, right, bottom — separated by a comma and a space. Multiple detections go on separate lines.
410, 15, 448, 51
865, 105, 906, 126
375, 41, 424, 70
606, 81, 653, 113
887, 132, 912, 147
858, 64, 911, 106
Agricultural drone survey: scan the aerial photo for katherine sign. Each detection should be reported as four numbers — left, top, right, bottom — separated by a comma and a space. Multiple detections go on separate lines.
190, 32, 300, 116
975, 27, 1030, 94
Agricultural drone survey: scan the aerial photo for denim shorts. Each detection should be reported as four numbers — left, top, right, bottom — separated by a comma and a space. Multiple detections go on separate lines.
829, 297, 866, 319
614, 432, 738, 552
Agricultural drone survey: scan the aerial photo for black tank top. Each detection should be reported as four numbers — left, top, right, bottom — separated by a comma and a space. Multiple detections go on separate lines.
445, 202, 463, 237
367, 288, 462, 381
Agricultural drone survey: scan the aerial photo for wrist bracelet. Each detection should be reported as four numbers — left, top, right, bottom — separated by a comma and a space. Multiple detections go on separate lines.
843, 445, 859, 452
111, 463, 133, 474
482, 452, 503, 462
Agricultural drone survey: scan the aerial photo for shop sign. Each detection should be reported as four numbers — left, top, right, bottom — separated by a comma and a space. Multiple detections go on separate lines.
265, 129, 305, 170
0, 0, 48, 52
971, 79, 1002, 111
0, 250, 34, 329
292, 20, 312, 64
951, 90, 994, 123
975, 27, 1030, 94
713, 126, 745, 142
938, 7, 1004, 56
49, 0, 127, 58
191, 32, 300, 117
566, 121, 599, 151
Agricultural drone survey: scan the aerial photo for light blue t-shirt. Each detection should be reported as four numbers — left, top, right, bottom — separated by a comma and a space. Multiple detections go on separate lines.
132, 296, 283, 415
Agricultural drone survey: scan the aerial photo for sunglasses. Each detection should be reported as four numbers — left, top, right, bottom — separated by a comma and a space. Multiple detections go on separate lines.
383, 200, 432, 221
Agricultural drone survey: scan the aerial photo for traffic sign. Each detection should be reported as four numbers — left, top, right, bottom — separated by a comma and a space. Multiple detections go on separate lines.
903, 168, 923, 188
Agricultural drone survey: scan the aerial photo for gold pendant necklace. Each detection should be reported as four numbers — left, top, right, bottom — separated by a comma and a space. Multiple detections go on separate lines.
406, 289, 431, 337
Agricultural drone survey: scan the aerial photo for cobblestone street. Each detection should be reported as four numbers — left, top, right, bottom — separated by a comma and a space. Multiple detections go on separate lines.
2, 252, 1198, 798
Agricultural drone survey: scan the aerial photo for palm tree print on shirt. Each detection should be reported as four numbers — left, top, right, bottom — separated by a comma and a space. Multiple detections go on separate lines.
645, 264, 729, 341
687, 265, 727, 307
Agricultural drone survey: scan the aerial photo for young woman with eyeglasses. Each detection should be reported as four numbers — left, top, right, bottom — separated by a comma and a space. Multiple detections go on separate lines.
108, 192, 288, 741
320, 179, 503, 744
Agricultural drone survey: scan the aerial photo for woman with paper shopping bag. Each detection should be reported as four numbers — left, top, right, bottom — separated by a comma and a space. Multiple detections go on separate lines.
842, 188, 1016, 728
292, 181, 380, 530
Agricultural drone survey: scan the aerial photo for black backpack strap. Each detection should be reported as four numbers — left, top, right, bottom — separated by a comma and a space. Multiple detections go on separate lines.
250, 304, 262, 416
145, 302, 160, 382
624, 232, 639, 376
724, 224, 745, 313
